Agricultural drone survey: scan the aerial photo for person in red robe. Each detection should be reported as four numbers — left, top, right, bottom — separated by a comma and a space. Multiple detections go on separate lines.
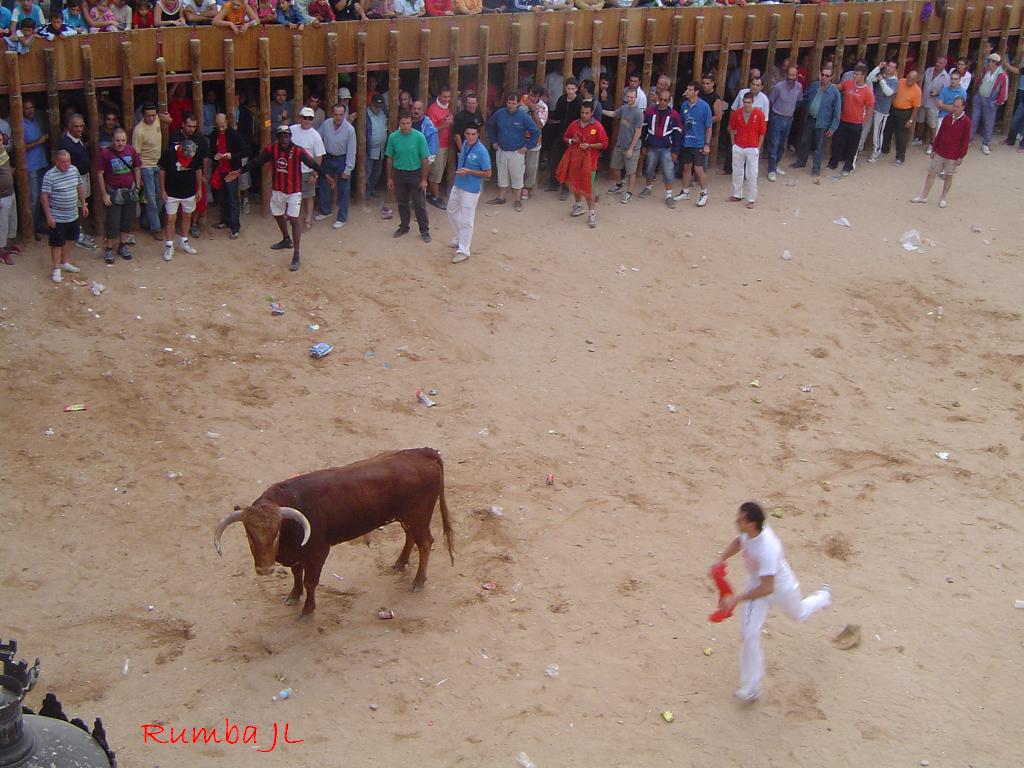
555, 100, 608, 229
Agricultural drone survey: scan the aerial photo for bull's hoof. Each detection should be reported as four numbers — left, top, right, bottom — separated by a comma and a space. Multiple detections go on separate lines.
298, 611, 313, 621
392, 563, 408, 573
411, 582, 425, 593
284, 595, 300, 605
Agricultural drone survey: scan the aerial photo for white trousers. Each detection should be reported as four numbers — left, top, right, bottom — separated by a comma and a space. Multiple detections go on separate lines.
446, 186, 480, 256
731, 146, 759, 202
0, 194, 13, 248
870, 111, 889, 156
739, 580, 831, 694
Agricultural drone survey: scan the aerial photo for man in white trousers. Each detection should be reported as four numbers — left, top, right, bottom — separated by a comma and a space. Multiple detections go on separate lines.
447, 125, 491, 264
712, 501, 832, 702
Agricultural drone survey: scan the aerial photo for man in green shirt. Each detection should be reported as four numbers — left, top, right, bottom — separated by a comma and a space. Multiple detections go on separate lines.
385, 111, 431, 242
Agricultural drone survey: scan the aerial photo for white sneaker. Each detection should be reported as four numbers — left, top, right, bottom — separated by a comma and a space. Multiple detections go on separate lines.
735, 687, 761, 703
867, 153, 879, 163
767, 172, 777, 182
925, 144, 933, 155
570, 202, 585, 217
313, 212, 332, 221
163, 243, 174, 261
332, 220, 346, 229
912, 137, 923, 145
982, 144, 991, 155
452, 251, 469, 264
910, 196, 928, 203
51, 268, 62, 283
672, 188, 690, 201
587, 211, 597, 229
696, 189, 709, 208
59, 262, 80, 273
776, 168, 786, 176
179, 237, 197, 255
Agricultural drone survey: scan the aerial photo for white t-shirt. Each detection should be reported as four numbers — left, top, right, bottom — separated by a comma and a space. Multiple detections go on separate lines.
289, 125, 326, 174
732, 89, 771, 123
740, 526, 796, 592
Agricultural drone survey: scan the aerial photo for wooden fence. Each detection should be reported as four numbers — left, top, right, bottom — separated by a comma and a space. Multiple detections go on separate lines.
3, 1, 1022, 239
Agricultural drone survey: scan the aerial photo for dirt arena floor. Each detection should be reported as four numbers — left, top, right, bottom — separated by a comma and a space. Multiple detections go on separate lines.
2, 142, 1022, 767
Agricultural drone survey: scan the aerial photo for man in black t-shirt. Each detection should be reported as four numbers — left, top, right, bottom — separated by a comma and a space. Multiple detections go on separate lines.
169, 113, 210, 238
452, 92, 485, 153
546, 77, 581, 195
333, 0, 367, 20
158, 139, 203, 263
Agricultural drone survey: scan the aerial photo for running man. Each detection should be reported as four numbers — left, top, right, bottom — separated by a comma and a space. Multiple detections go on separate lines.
711, 501, 832, 702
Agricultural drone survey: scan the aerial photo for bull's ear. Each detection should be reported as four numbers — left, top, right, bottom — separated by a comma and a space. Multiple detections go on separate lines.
234, 505, 242, 511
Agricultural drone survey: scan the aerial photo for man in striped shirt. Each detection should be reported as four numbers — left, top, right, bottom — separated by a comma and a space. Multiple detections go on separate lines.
40, 150, 88, 284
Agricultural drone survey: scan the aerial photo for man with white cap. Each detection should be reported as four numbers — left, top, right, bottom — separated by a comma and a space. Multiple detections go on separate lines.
290, 107, 326, 229
969, 53, 1009, 155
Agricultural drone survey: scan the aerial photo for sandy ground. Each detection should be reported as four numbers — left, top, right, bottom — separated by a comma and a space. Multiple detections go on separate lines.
2, 141, 1022, 768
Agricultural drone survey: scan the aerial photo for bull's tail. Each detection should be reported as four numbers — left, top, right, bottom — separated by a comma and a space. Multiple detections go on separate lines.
436, 452, 455, 567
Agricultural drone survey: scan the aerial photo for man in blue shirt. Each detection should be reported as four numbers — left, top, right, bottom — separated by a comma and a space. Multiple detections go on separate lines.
446, 125, 491, 264
790, 67, 841, 177
674, 81, 713, 207
23, 98, 49, 233
936, 70, 968, 122
485, 93, 540, 211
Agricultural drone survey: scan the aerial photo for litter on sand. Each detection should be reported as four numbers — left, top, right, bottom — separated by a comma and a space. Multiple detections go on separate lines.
899, 230, 922, 251
833, 217, 852, 227
781, 250, 793, 260
416, 388, 437, 407
309, 343, 333, 358
63, 404, 87, 412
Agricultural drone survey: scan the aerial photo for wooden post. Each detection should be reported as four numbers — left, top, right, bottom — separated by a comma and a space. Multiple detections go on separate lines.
740, 14, 756, 89
388, 29, 399, 132
419, 28, 431, 103
615, 17, 628, 107
666, 13, 682, 86
563, 20, 575, 82
45, 48, 61, 157
765, 14, 779, 80
641, 18, 656, 94
190, 39, 203, 135
896, 9, 913, 73
997, 5, 1015, 130
5, 52, 33, 244
938, 4, 954, 61
258, 36, 271, 217
507, 22, 521, 98
918, 37, 930, 78
789, 11, 804, 71
972, 5, 994, 94
225, 38, 237, 128
590, 19, 603, 90
80, 45, 102, 231
856, 11, 871, 64
156, 56, 169, 148
877, 9, 893, 62
957, 6, 975, 61
121, 38, 136, 136
448, 26, 459, 105
479, 25, 490, 125
323, 33, 337, 113
447, 26, 460, 190
292, 34, 303, 123
834, 12, 848, 74
356, 31, 367, 204
536, 23, 548, 91
694, 15, 706, 79
711, 14, 733, 166
811, 11, 828, 82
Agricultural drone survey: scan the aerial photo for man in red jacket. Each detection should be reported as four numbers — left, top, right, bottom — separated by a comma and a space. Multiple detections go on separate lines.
911, 96, 971, 209
727, 92, 767, 209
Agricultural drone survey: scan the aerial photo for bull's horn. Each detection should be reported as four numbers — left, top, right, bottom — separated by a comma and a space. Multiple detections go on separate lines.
279, 507, 311, 547
213, 509, 243, 556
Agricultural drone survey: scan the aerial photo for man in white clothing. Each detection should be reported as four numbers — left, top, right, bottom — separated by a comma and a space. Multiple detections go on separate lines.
290, 107, 326, 230
712, 501, 832, 702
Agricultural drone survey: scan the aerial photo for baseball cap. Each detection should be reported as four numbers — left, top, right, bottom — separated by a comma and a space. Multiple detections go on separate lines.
339, 87, 352, 100
299, 106, 315, 118
276, 124, 291, 133
986, 52, 1001, 63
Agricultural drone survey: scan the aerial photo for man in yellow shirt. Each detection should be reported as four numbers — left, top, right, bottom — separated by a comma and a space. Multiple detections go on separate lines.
882, 71, 922, 166
132, 103, 166, 237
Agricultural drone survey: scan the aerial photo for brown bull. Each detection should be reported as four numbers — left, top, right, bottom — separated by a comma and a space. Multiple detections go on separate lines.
214, 448, 454, 617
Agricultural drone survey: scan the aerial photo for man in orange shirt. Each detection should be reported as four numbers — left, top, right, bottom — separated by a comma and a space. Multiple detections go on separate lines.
827, 65, 874, 176
727, 92, 766, 209
882, 70, 921, 166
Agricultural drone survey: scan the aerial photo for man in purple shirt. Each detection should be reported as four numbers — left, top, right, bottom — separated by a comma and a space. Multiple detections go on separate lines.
766, 66, 803, 182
